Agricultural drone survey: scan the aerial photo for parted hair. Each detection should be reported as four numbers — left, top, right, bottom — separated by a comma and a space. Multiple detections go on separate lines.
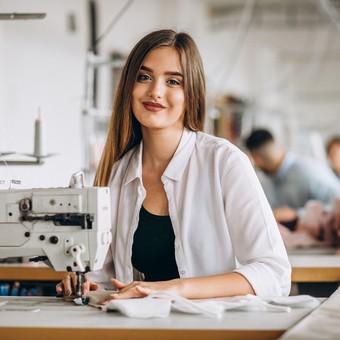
94, 29, 206, 186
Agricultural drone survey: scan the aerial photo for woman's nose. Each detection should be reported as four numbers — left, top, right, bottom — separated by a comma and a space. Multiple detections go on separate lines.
148, 81, 164, 100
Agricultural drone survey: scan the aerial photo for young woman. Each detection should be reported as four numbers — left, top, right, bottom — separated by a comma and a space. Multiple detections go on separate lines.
57, 29, 291, 300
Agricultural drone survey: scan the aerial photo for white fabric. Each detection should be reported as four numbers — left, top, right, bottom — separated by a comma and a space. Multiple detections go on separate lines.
268, 295, 320, 309
106, 298, 171, 318
84, 290, 319, 319
89, 129, 291, 297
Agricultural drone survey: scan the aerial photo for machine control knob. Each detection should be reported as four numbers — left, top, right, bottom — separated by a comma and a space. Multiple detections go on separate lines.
20, 198, 32, 212
50, 236, 59, 244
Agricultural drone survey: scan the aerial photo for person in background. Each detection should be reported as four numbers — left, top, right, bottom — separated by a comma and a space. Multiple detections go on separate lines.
278, 199, 340, 249
244, 128, 340, 246
326, 136, 340, 180
56, 29, 291, 300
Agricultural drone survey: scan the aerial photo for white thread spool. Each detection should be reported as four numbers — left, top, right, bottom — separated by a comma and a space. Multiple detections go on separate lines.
34, 107, 46, 157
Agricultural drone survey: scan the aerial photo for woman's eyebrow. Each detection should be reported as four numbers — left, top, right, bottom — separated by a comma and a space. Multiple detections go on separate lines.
140, 65, 183, 78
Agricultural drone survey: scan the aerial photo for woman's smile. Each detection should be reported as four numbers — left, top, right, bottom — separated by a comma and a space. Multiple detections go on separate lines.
142, 101, 166, 112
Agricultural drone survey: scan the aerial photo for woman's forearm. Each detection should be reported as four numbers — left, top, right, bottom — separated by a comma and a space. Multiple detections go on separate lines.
108, 273, 255, 300
175, 272, 255, 299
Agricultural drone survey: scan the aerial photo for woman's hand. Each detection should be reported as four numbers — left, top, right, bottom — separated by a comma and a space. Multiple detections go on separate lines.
56, 273, 100, 296
104, 278, 181, 301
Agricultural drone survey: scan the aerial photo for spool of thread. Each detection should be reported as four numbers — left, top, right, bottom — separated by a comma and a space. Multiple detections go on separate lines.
34, 108, 46, 157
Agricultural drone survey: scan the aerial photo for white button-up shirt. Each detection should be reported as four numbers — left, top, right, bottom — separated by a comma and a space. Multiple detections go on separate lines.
89, 129, 291, 297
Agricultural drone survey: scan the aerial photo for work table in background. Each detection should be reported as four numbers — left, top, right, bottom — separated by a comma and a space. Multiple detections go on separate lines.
287, 247, 340, 283
1, 247, 340, 284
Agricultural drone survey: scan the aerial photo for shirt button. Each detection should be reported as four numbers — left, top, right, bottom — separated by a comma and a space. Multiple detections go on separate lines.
180, 270, 186, 275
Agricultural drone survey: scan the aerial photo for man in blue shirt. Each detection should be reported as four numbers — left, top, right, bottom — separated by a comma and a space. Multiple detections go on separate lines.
244, 128, 340, 232
245, 128, 340, 296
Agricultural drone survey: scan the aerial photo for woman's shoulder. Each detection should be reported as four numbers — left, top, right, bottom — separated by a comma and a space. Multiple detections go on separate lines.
192, 131, 254, 175
195, 131, 243, 156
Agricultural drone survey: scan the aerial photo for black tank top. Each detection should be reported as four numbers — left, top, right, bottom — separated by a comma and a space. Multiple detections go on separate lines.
131, 205, 180, 281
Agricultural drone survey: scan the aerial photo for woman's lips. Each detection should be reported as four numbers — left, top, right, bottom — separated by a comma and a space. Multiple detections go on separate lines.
142, 101, 165, 112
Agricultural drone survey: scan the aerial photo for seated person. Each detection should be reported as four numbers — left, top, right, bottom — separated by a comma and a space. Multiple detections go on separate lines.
244, 129, 340, 248
278, 198, 340, 249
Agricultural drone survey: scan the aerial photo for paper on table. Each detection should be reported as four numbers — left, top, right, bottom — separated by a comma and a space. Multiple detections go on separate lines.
281, 287, 340, 339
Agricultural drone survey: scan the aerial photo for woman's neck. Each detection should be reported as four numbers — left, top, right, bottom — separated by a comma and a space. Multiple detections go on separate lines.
142, 127, 184, 170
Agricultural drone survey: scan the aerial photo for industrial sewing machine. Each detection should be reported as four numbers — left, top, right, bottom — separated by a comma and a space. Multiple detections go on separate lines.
0, 172, 112, 298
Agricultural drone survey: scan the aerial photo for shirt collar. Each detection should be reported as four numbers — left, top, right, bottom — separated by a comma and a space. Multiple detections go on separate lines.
123, 142, 143, 185
163, 128, 196, 181
123, 128, 197, 185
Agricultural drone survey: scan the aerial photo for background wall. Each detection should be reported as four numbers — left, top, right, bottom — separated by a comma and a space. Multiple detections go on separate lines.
1, 0, 339, 187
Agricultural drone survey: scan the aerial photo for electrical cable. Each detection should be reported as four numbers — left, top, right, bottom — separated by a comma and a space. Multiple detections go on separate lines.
252, 28, 314, 94
243, 17, 335, 95
253, 1, 338, 95
0, 153, 9, 167
93, 0, 134, 48
208, 0, 337, 97
314, 0, 340, 31
209, 0, 256, 96
297, 26, 335, 89
261, 25, 335, 96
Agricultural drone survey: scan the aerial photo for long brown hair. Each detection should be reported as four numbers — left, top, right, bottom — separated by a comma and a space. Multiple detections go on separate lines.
94, 29, 206, 186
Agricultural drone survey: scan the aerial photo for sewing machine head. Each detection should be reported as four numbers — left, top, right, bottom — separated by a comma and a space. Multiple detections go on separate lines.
0, 173, 112, 275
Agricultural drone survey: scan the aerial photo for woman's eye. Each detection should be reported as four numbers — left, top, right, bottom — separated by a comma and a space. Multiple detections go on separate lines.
167, 79, 180, 86
137, 73, 151, 82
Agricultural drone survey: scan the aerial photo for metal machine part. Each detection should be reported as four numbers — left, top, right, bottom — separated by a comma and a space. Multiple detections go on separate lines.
75, 272, 87, 300
0, 173, 112, 298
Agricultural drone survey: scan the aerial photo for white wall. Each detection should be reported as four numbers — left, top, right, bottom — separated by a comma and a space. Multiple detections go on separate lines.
1, 0, 339, 188
0, 0, 88, 188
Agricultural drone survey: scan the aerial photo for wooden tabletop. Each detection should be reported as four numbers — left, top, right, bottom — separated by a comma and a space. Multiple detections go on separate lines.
1, 247, 340, 283
0, 262, 64, 281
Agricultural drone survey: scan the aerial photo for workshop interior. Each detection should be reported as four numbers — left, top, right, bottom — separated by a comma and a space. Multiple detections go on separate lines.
1, 1, 340, 335
0, 0, 340, 340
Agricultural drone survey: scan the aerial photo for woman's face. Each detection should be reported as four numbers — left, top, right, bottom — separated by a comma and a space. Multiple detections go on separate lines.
132, 46, 185, 132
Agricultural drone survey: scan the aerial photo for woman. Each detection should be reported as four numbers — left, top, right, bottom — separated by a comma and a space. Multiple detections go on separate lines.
57, 29, 291, 299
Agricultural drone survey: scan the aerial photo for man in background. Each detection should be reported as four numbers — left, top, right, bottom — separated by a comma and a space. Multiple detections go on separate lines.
244, 128, 340, 296
245, 129, 340, 219
244, 128, 340, 247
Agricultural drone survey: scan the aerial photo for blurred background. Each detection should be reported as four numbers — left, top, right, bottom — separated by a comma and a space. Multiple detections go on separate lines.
0, 0, 339, 187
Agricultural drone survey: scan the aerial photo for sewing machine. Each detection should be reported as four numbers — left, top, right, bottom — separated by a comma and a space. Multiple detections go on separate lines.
0, 173, 112, 298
